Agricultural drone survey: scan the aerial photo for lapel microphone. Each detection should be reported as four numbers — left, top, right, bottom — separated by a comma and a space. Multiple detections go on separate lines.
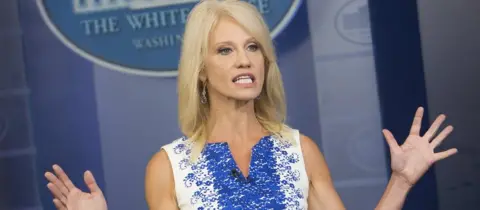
231, 169, 239, 178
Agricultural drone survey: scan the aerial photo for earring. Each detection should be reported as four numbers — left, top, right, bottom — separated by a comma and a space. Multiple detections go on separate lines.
200, 81, 207, 104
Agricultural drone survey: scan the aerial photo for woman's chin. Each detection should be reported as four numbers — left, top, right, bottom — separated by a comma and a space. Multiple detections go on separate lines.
228, 95, 258, 102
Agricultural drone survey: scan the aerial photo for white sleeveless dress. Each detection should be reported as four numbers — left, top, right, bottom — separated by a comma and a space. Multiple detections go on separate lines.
161, 129, 309, 210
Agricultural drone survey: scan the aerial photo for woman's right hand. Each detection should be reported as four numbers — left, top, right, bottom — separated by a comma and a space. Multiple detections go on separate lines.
44, 164, 108, 210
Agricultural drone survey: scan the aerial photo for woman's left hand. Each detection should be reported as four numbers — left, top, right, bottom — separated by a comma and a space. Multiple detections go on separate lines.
383, 107, 458, 187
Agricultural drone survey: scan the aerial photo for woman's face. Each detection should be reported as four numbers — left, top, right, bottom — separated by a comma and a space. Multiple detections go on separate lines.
203, 17, 265, 103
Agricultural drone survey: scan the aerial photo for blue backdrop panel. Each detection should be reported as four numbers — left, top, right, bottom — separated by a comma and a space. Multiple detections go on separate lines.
18, 1, 108, 210
369, 0, 439, 209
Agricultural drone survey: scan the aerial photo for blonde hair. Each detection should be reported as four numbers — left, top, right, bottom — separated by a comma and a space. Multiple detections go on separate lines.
177, 0, 294, 160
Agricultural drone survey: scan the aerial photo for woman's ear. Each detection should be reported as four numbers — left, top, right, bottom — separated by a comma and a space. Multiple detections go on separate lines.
199, 69, 207, 82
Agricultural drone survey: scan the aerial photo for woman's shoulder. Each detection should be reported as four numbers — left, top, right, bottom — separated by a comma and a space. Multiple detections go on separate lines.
279, 126, 321, 158
146, 136, 190, 174
145, 145, 178, 208
158, 136, 195, 162
277, 125, 309, 145
280, 126, 313, 143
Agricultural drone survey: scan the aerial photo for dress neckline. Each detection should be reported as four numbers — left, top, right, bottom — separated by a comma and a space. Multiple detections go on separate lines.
205, 135, 272, 179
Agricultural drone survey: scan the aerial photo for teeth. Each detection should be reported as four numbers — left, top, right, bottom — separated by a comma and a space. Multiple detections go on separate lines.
233, 75, 253, 83
235, 78, 253, 84
236, 76, 250, 80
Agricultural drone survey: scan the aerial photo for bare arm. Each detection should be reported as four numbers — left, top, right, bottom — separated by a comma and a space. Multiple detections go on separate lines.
145, 149, 179, 210
301, 133, 430, 210
375, 174, 411, 210
301, 134, 346, 210
301, 108, 458, 209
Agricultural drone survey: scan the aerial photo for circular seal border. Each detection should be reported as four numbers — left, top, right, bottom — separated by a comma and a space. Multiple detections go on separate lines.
36, 0, 303, 77
334, 0, 372, 46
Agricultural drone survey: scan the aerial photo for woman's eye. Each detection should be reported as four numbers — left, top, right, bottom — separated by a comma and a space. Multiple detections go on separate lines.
218, 48, 232, 55
247, 44, 259, 51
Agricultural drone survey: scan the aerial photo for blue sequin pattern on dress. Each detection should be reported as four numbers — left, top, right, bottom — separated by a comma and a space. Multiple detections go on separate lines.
171, 135, 307, 210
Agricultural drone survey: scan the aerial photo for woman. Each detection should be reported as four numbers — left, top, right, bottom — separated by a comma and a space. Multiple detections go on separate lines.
44, 0, 458, 209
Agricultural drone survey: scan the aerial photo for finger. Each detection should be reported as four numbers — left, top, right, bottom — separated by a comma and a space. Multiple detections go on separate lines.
434, 148, 458, 162
84, 170, 102, 194
47, 182, 67, 205
45, 172, 69, 197
430, 125, 454, 149
409, 107, 424, 136
424, 114, 446, 140
382, 129, 401, 153
53, 198, 67, 210
52, 164, 76, 191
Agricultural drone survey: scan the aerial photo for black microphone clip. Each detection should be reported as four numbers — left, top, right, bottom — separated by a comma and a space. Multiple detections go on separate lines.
231, 169, 239, 178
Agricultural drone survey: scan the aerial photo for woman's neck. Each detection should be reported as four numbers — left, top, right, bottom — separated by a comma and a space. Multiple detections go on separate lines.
206, 98, 266, 144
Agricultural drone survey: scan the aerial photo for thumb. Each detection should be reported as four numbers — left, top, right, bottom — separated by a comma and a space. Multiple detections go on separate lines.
382, 129, 401, 154
84, 170, 102, 194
